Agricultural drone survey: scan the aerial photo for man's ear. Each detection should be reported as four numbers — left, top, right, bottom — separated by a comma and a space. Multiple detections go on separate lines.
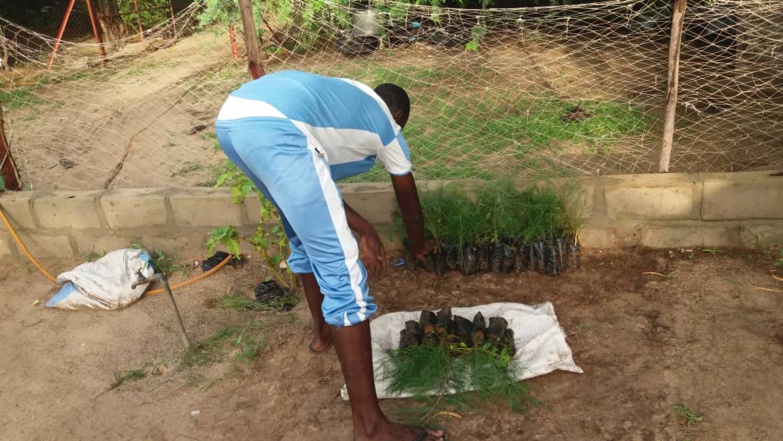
393, 110, 405, 127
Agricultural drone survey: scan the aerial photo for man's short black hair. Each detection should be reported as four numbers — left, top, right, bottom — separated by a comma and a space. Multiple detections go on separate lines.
374, 83, 410, 128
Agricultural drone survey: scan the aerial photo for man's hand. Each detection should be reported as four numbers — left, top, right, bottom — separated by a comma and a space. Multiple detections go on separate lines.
343, 202, 387, 279
358, 229, 387, 280
412, 239, 437, 262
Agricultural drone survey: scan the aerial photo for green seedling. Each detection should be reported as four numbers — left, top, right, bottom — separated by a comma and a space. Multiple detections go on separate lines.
379, 341, 539, 424
85, 250, 107, 262
702, 248, 723, 255
209, 160, 296, 290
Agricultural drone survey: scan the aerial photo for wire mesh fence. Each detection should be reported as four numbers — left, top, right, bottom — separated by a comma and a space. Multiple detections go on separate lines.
0, 0, 781, 191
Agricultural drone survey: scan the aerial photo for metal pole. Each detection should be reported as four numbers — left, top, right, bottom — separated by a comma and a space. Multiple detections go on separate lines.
134, 0, 144, 42
47, 0, 77, 70
85, 0, 107, 67
229, 25, 239, 60
659, 0, 686, 173
159, 274, 191, 349
133, 272, 191, 349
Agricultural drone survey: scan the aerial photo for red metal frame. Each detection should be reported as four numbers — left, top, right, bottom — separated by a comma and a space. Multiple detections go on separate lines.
47, 0, 178, 70
46, 0, 77, 70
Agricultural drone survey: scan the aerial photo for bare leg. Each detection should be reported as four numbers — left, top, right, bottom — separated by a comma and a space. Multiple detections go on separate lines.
331, 321, 444, 441
301, 272, 332, 351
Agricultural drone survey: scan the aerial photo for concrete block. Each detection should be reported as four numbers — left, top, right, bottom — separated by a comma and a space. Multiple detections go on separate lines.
377, 226, 404, 251
34, 191, 104, 230
0, 191, 38, 230
598, 172, 699, 188
72, 234, 136, 256
243, 195, 273, 227
739, 222, 783, 247
605, 185, 695, 220
640, 225, 740, 248
702, 178, 783, 220
169, 188, 242, 227
101, 189, 168, 229
139, 232, 214, 261
340, 182, 397, 225
578, 224, 642, 248
0, 233, 17, 257
16, 233, 75, 257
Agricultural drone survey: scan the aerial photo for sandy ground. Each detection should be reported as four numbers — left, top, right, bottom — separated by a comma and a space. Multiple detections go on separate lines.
1, 247, 782, 441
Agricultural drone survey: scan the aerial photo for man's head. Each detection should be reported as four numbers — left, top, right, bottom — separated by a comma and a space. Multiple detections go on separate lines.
374, 83, 410, 129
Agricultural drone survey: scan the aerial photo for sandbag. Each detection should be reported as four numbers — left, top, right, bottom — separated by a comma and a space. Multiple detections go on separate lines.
46, 248, 154, 310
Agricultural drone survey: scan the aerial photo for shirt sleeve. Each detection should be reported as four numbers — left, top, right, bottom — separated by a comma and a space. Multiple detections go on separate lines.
378, 131, 412, 176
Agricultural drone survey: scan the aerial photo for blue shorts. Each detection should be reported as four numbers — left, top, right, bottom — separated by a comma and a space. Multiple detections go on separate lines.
216, 117, 376, 326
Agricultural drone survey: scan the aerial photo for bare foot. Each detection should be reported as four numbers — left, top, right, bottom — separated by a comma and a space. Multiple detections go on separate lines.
357, 421, 445, 441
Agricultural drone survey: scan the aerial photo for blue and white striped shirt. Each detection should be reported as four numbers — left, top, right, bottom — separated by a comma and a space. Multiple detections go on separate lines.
216, 70, 412, 181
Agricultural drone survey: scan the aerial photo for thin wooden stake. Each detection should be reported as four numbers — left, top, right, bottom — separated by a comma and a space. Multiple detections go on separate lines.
237, 0, 264, 80
134, 0, 144, 42
0, 106, 22, 191
659, 0, 686, 173
168, 0, 177, 34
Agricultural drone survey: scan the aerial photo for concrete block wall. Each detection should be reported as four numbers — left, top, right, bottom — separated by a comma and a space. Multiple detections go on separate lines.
579, 171, 783, 248
0, 171, 781, 260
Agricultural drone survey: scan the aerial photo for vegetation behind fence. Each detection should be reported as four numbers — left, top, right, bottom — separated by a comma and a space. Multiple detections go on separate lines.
0, 0, 781, 191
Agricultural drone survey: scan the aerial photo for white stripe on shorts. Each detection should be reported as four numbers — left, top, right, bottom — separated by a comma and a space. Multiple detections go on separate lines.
296, 124, 368, 326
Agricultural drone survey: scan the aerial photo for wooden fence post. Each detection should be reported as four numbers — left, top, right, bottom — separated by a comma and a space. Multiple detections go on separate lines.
0, 106, 22, 191
237, 0, 264, 80
659, 0, 687, 173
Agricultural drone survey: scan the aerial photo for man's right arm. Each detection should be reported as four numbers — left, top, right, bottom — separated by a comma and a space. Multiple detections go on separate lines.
390, 172, 435, 260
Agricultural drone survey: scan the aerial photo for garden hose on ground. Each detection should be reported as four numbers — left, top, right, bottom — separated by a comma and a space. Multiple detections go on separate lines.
0, 204, 231, 295
0, 204, 58, 284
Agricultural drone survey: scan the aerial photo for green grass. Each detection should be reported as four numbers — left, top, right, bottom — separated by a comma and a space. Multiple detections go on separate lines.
0, 88, 43, 109
1, 68, 118, 110
109, 368, 147, 390
319, 65, 655, 183
674, 403, 703, 427
173, 161, 204, 177
217, 292, 299, 312
84, 250, 107, 262
149, 249, 187, 277
183, 320, 266, 367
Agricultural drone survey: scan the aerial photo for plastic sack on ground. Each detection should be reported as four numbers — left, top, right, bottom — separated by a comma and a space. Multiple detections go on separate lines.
46, 248, 154, 310
341, 302, 582, 401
